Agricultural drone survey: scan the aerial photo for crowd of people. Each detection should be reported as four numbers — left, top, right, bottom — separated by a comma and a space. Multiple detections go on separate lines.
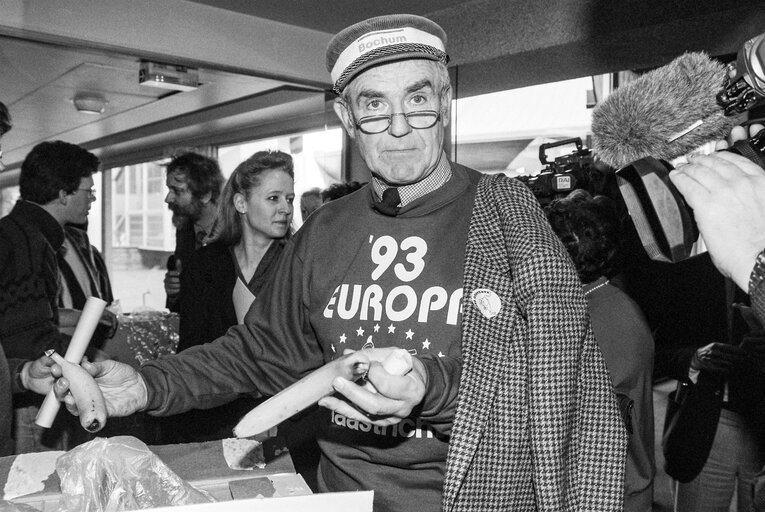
1, 12, 765, 512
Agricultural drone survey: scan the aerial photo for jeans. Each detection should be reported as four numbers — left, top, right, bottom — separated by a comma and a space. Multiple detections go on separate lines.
674, 408, 765, 512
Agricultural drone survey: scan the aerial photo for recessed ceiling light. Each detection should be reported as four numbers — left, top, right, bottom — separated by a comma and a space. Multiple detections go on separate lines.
73, 94, 107, 115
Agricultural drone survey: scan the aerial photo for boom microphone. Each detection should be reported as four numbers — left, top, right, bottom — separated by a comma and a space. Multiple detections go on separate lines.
592, 52, 742, 169
589, 37, 765, 263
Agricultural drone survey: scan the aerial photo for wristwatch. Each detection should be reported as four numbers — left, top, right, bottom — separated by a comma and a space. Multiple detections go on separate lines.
749, 248, 765, 296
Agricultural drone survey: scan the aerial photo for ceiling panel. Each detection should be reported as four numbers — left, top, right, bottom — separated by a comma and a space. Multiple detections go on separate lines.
186, 0, 468, 34
1, 0, 764, 181
0, 34, 294, 170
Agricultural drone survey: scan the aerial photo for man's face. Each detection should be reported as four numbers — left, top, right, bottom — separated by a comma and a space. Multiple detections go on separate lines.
66, 176, 95, 225
335, 59, 451, 185
165, 171, 204, 228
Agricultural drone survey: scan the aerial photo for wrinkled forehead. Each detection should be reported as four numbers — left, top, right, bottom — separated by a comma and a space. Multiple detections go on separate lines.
344, 59, 443, 100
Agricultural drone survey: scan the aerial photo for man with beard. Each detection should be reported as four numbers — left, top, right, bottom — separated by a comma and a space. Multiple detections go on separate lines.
163, 152, 224, 312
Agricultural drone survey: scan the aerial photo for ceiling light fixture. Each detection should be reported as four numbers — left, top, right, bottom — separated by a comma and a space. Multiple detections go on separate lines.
139, 61, 199, 92
73, 94, 107, 115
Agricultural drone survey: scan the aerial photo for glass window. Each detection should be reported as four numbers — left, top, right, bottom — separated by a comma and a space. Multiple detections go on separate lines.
451, 76, 607, 176
107, 159, 172, 313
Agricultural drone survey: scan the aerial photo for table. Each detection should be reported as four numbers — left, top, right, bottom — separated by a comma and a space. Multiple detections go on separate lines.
1, 438, 304, 511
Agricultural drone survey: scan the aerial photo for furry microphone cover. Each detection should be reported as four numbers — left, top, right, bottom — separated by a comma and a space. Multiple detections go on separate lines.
592, 52, 740, 169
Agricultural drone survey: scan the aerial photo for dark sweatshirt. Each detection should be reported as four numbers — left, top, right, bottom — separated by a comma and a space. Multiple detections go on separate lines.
140, 163, 481, 512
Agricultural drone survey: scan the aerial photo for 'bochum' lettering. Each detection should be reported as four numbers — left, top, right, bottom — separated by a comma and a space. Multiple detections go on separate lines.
359, 34, 407, 52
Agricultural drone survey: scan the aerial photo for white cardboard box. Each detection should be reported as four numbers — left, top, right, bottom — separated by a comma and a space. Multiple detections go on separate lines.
10, 473, 373, 511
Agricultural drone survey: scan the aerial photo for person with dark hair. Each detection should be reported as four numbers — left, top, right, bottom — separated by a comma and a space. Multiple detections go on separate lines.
299, 187, 322, 223
546, 189, 656, 512
320, 181, 366, 203
0, 140, 103, 452
162, 152, 225, 312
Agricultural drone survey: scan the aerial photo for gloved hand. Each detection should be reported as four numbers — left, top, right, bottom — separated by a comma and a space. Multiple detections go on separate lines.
690, 342, 747, 376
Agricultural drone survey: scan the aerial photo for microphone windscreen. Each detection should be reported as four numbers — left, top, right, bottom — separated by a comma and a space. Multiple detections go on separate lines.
592, 52, 740, 169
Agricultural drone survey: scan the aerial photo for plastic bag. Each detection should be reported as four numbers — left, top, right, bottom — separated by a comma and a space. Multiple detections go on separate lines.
0, 500, 40, 511
55, 436, 214, 512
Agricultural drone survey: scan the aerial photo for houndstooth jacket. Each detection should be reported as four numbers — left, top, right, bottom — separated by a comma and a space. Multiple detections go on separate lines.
442, 174, 627, 511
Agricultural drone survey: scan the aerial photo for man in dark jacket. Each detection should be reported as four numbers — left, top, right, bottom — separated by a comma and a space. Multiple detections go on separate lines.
0, 140, 101, 452
162, 152, 224, 312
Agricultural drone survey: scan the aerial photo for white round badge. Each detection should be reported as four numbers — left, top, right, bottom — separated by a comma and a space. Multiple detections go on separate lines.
471, 288, 502, 319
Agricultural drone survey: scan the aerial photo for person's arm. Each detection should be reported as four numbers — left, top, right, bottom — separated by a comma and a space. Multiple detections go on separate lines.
147, 233, 448, 426
317, 349, 457, 434
142, 237, 326, 416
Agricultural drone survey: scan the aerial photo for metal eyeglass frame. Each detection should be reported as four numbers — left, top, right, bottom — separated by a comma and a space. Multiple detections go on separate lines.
353, 110, 441, 134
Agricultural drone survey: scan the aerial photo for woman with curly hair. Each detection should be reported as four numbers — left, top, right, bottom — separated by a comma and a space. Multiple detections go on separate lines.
546, 189, 656, 512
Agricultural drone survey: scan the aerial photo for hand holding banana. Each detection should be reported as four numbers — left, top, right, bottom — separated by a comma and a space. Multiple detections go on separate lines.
47, 350, 107, 432
318, 347, 427, 427
52, 358, 149, 421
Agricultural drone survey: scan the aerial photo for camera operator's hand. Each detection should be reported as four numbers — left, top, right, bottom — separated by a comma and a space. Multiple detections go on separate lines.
670, 148, 765, 292
690, 342, 747, 376
715, 123, 765, 151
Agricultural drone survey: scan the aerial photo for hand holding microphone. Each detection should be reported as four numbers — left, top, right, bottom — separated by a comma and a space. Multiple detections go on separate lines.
669, 126, 765, 291
591, 35, 765, 264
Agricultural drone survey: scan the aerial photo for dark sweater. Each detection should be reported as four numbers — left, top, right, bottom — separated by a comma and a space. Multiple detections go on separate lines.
178, 239, 286, 351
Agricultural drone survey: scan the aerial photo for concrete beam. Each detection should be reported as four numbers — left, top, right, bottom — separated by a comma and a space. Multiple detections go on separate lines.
0, 0, 333, 88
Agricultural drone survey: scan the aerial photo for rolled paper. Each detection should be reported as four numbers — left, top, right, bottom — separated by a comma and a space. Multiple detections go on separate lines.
35, 296, 107, 428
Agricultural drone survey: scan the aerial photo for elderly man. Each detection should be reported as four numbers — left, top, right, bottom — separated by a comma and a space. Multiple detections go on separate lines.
29, 15, 624, 511
162, 152, 224, 311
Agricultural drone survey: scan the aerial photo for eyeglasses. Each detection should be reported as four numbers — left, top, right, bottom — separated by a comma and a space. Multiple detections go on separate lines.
353, 110, 441, 134
77, 188, 96, 198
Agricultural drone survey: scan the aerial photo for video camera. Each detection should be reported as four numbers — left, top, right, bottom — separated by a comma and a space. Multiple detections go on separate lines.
614, 32, 765, 263
516, 137, 605, 204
